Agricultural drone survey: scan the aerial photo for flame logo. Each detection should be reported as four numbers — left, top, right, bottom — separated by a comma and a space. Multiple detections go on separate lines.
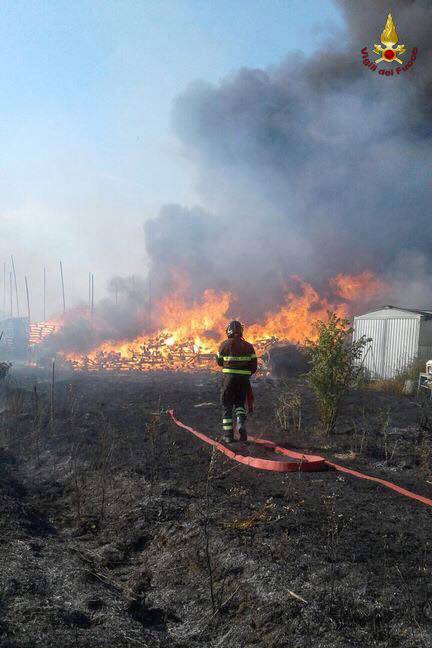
374, 13, 406, 64
381, 13, 399, 46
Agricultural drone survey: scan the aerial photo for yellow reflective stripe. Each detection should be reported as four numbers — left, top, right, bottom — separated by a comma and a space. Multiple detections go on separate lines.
251, 354, 257, 359
223, 425, 233, 430
222, 368, 251, 375
223, 418, 233, 423
222, 355, 253, 361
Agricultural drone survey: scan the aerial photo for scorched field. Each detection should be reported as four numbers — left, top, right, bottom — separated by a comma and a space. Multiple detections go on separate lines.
0, 368, 432, 648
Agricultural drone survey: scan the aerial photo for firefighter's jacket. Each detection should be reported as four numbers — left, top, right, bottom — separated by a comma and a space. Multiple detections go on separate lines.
216, 337, 257, 376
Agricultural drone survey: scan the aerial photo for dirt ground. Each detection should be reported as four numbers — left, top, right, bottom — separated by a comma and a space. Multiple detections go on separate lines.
1, 368, 432, 648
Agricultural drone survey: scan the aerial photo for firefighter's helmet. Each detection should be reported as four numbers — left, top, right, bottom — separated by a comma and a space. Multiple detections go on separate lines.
226, 320, 244, 338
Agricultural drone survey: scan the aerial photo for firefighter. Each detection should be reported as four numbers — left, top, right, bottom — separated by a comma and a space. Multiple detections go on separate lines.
216, 321, 257, 443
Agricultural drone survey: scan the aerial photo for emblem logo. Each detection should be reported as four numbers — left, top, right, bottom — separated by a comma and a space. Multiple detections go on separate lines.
373, 13, 405, 64
360, 13, 418, 77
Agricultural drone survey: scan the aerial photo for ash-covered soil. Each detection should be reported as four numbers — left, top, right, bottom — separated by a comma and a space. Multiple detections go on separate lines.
1, 369, 432, 647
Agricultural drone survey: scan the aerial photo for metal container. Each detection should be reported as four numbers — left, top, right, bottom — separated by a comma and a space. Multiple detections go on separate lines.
353, 306, 432, 379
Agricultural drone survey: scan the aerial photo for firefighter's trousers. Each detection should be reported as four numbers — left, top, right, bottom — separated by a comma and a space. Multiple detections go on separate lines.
220, 374, 249, 436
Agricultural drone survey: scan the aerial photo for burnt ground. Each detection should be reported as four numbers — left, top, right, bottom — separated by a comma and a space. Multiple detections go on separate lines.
1, 369, 432, 648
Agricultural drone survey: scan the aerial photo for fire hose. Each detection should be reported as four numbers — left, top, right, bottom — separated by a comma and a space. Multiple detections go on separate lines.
167, 410, 432, 509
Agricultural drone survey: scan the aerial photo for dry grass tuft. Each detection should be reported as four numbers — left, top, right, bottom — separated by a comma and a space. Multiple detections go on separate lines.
274, 381, 302, 434
367, 358, 425, 395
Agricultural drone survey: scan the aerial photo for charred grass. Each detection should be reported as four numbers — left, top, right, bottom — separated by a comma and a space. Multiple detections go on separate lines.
0, 370, 431, 647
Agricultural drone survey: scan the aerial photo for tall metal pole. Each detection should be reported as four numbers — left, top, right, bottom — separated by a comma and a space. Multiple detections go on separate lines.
43, 267, 46, 322
25, 276, 31, 323
60, 261, 66, 314
148, 274, 151, 329
3, 262, 5, 317
10, 255, 19, 317
50, 358, 55, 430
9, 272, 12, 317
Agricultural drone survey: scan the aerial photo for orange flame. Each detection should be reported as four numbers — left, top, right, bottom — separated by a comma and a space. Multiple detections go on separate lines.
330, 271, 387, 301
28, 315, 65, 345
33, 271, 386, 372
247, 281, 348, 345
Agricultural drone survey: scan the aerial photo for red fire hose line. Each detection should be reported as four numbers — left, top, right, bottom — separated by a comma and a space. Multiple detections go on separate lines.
168, 409, 326, 472
167, 410, 432, 509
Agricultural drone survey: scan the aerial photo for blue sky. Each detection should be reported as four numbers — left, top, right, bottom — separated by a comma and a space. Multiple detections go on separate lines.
0, 0, 343, 318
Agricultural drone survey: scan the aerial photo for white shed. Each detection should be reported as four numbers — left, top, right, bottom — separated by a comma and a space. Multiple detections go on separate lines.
353, 306, 432, 379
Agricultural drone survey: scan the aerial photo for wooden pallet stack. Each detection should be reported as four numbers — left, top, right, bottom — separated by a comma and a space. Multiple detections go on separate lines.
28, 322, 56, 345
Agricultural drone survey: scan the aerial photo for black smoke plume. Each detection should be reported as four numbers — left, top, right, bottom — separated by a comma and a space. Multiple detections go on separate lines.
44, 0, 432, 354
147, 0, 432, 315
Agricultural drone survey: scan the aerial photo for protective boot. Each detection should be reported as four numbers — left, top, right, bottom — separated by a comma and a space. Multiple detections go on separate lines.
237, 419, 247, 442
222, 417, 234, 443
235, 407, 248, 442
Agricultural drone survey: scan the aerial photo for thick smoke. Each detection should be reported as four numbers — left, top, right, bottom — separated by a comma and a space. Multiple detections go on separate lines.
43, 0, 432, 354
145, 0, 432, 316
41, 275, 150, 355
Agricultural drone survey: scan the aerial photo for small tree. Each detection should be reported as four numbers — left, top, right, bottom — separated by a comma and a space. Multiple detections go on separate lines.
305, 312, 370, 435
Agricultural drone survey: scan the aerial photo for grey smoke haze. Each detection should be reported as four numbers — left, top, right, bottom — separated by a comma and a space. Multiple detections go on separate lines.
146, 0, 432, 315
45, 0, 432, 353
41, 275, 151, 355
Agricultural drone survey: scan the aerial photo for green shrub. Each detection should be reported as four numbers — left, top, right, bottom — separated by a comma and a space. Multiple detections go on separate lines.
305, 312, 370, 434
